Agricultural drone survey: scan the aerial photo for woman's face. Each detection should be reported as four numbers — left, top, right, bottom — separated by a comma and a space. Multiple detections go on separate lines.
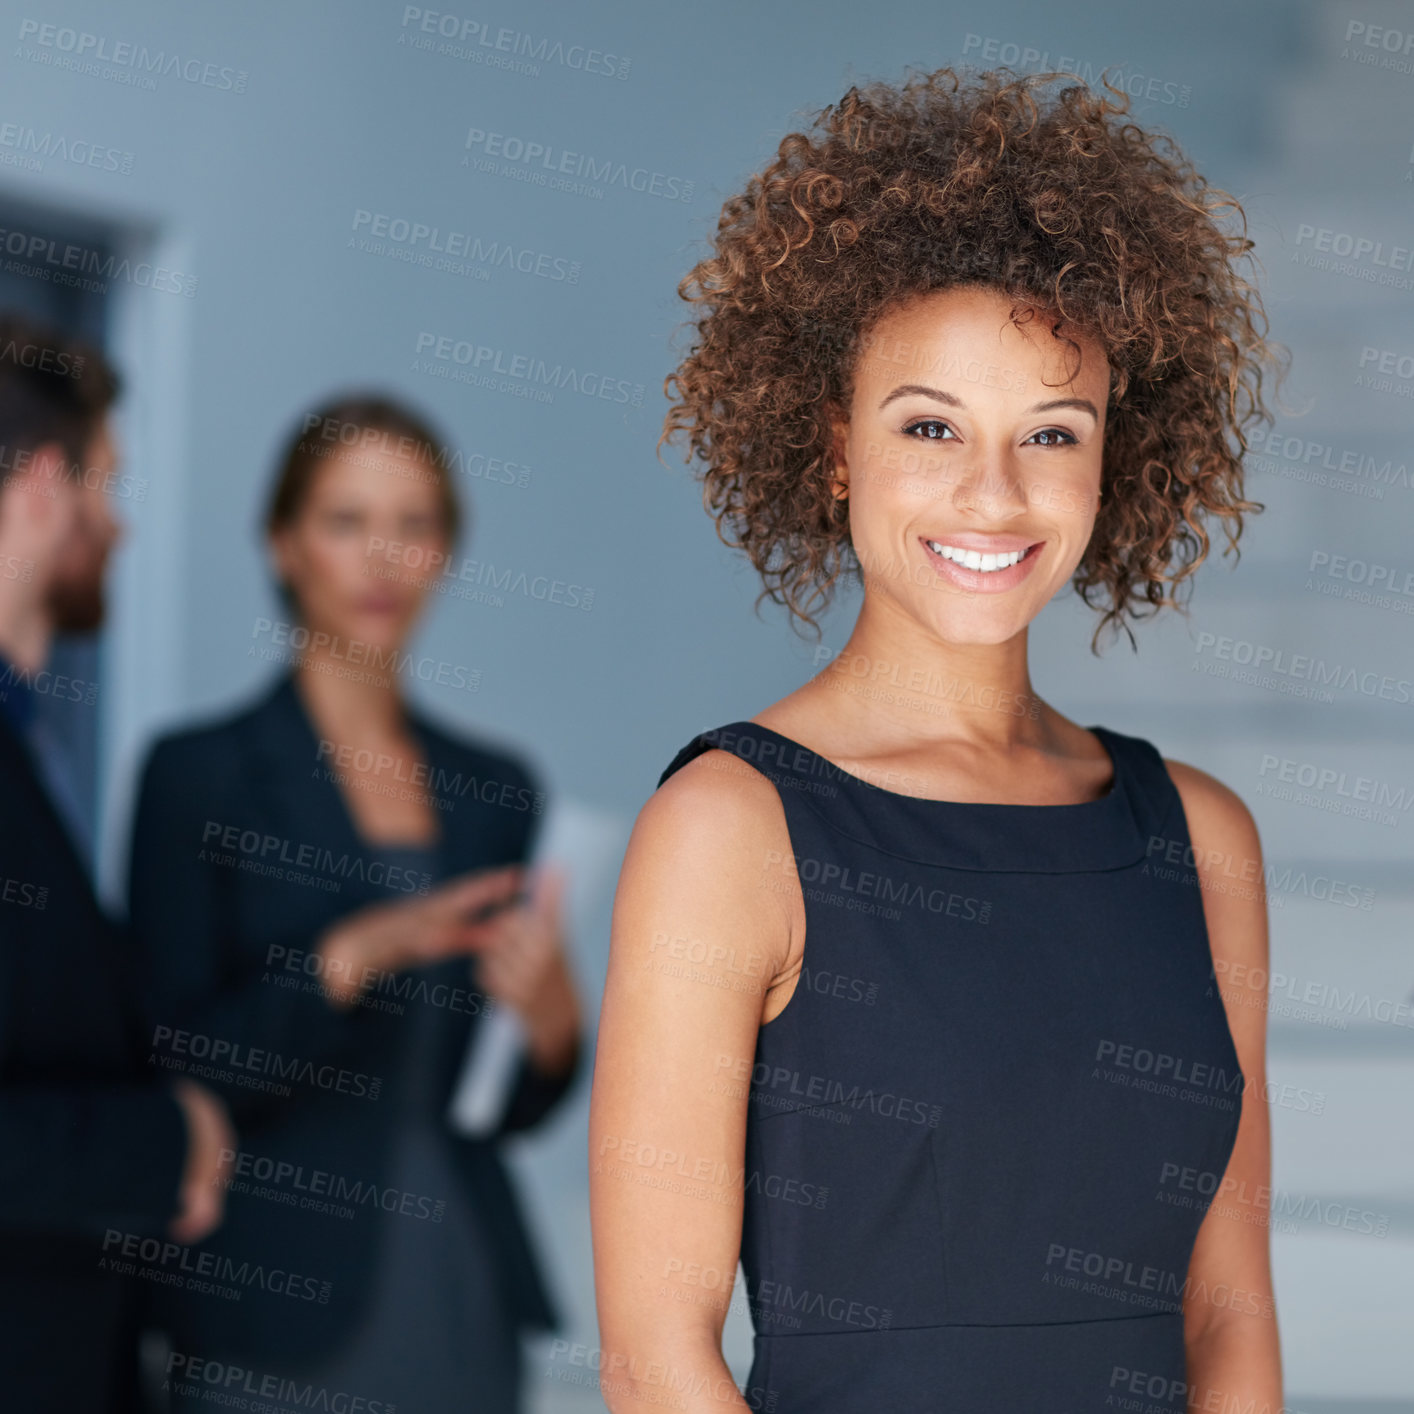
270, 445, 449, 654
834, 284, 1110, 647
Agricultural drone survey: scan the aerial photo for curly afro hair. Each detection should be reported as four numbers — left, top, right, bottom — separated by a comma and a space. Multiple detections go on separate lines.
660, 67, 1284, 648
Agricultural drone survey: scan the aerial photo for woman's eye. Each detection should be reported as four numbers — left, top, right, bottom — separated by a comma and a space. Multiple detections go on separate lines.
1027, 428, 1076, 447
902, 418, 957, 441
324, 509, 363, 530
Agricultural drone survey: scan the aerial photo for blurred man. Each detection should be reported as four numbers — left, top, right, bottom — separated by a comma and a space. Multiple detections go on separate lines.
0, 313, 233, 1412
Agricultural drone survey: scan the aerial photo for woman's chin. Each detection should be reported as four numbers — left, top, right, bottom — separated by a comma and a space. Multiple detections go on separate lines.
320, 613, 409, 656
920, 606, 1035, 649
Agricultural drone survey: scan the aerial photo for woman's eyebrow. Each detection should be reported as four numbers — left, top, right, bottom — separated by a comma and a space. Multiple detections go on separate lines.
877, 384, 964, 410
877, 386, 1099, 422
1029, 397, 1100, 420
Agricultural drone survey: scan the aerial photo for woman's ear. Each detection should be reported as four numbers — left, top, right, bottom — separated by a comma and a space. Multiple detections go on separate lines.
826, 405, 850, 501
268, 526, 299, 598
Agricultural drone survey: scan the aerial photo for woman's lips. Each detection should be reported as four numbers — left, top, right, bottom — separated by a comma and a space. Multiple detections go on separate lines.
919, 536, 1045, 593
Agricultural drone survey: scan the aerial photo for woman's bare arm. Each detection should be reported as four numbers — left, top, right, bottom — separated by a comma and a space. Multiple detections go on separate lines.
590, 749, 798, 1414
1168, 760, 1283, 1409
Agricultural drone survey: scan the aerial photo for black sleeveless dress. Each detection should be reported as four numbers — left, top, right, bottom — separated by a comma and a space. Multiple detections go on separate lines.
657, 721, 1243, 1414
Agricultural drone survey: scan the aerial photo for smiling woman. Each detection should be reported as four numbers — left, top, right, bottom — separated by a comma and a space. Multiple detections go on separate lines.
591, 67, 1286, 1414
832, 285, 1112, 635
660, 67, 1280, 653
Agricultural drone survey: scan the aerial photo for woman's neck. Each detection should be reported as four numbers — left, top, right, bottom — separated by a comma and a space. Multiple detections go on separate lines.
801, 598, 1048, 753
292, 652, 408, 748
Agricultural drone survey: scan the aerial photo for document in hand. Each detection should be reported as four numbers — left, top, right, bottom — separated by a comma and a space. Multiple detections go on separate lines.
445, 793, 624, 1135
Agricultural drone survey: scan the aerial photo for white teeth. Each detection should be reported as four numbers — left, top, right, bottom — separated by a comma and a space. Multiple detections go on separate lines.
925, 541, 1028, 573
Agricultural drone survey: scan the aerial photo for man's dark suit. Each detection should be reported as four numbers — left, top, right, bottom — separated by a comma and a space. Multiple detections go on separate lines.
126, 673, 579, 1375
0, 706, 188, 1410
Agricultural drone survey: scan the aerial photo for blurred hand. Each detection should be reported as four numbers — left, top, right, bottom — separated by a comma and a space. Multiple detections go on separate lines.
170, 1080, 235, 1245
473, 863, 581, 1077
315, 865, 525, 1007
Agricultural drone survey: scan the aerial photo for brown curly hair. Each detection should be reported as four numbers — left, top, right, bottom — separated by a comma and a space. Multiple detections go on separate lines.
660, 67, 1284, 649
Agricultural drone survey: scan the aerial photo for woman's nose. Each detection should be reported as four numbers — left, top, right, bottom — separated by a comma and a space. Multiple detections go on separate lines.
950, 450, 1028, 516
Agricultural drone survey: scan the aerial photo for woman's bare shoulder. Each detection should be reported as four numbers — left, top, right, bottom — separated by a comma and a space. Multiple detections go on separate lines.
1162, 757, 1261, 854
633, 743, 791, 871
614, 744, 798, 973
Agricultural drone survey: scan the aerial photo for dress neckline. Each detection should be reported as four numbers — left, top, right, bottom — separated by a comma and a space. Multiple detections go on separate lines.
738, 719, 1121, 810
684, 720, 1154, 874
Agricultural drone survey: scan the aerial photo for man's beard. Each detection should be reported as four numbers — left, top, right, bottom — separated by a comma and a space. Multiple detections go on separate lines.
47, 556, 107, 634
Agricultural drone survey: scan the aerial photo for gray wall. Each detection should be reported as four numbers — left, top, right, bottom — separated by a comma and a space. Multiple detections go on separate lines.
2, 0, 1408, 1406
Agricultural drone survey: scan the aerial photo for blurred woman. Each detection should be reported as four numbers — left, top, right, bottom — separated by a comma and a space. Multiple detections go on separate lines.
128, 393, 581, 1413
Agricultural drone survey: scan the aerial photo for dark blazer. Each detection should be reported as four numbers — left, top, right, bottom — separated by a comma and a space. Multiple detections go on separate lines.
126, 673, 580, 1371
0, 710, 188, 1412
